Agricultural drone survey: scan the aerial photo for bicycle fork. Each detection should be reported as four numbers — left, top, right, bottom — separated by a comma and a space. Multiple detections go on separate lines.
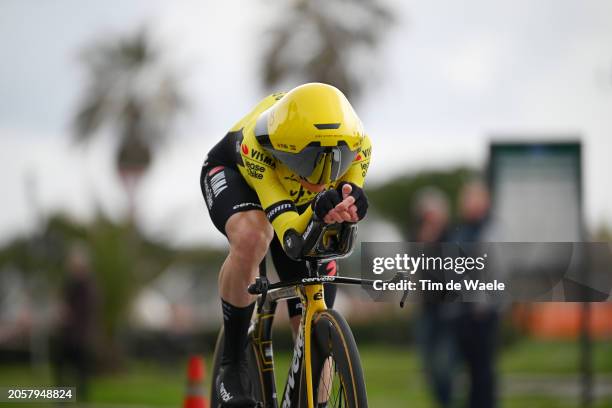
302, 283, 327, 408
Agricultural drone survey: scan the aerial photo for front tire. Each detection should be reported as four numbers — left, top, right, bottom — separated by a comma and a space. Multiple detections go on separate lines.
309, 309, 368, 407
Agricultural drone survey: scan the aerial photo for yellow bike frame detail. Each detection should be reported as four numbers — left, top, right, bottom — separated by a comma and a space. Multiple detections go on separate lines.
301, 283, 327, 408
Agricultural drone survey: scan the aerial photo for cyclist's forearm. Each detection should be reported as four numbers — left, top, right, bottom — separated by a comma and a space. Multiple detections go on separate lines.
271, 206, 313, 242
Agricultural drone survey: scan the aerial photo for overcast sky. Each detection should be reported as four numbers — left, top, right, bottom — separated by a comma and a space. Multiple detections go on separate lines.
1, 0, 611, 247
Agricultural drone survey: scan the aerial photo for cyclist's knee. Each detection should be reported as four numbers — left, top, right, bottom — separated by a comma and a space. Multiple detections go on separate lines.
227, 211, 273, 264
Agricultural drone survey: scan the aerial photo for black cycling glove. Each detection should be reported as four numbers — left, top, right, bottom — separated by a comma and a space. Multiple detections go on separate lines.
337, 182, 369, 220
312, 188, 342, 220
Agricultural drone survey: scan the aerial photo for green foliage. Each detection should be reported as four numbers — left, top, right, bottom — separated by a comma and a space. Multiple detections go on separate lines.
0, 212, 225, 364
73, 28, 186, 179
594, 223, 612, 240
368, 167, 477, 239
88, 218, 140, 338
261, 0, 394, 101
0, 214, 87, 283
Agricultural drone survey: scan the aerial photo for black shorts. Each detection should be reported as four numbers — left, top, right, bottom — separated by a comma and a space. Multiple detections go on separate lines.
200, 164, 336, 317
200, 164, 262, 234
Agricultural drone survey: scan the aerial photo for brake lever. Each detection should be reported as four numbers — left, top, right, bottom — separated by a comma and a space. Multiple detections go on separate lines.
400, 289, 410, 308
248, 276, 270, 313
386, 271, 410, 308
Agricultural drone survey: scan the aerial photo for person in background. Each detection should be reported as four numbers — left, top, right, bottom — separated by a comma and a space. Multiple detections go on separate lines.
412, 187, 450, 243
450, 180, 499, 408
411, 187, 455, 408
52, 244, 99, 402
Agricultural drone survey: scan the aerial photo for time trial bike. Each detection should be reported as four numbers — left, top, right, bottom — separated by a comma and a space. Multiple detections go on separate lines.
210, 220, 375, 408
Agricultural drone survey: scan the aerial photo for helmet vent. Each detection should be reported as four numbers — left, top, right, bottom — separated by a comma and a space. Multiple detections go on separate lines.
314, 123, 340, 130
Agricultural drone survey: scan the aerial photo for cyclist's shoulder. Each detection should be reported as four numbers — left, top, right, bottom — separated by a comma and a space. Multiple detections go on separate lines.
228, 92, 286, 132
235, 92, 287, 168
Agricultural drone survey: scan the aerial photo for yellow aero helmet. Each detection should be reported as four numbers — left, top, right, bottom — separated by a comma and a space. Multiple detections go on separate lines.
254, 83, 365, 185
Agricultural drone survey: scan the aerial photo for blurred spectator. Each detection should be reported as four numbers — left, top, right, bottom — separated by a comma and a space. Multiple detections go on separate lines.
411, 188, 456, 407
412, 187, 451, 243
450, 180, 499, 408
452, 180, 491, 242
51, 244, 99, 401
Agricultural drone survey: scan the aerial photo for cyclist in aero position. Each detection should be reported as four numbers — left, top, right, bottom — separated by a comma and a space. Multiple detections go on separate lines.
200, 83, 371, 407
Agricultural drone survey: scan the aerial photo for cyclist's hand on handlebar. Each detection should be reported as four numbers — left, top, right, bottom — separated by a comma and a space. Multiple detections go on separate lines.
337, 182, 368, 221
342, 184, 360, 222
313, 188, 355, 224
323, 184, 357, 224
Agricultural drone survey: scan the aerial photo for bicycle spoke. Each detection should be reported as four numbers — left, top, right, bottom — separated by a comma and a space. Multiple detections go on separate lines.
317, 350, 349, 407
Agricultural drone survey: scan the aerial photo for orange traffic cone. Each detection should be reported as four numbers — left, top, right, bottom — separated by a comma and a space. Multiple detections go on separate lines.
184, 355, 208, 408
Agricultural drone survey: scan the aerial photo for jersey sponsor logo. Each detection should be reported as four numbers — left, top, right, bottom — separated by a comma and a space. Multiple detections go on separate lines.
246, 161, 266, 173
245, 160, 265, 179
265, 200, 296, 222
250, 148, 275, 167
361, 161, 370, 177
355, 147, 371, 162
232, 202, 262, 210
241, 144, 276, 168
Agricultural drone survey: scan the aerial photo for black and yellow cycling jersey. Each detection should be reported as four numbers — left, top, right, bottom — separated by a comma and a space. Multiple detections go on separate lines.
204, 92, 372, 244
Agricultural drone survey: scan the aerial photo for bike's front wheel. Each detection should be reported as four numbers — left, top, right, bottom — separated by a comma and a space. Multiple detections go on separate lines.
309, 309, 368, 408
209, 328, 266, 407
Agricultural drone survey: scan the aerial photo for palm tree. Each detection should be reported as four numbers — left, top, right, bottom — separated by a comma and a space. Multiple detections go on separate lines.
261, 0, 394, 100
74, 28, 185, 219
